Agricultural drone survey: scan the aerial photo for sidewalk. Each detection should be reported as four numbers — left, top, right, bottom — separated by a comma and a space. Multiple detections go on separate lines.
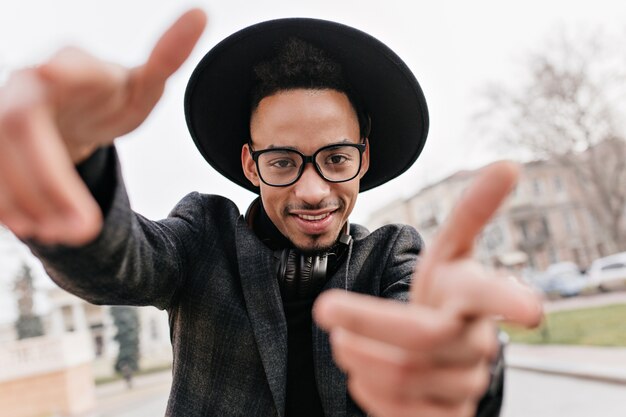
89, 344, 626, 410
542, 291, 626, 313
96, 370, 172, 399
506, 343, 626, 385
92, 344, 626, 393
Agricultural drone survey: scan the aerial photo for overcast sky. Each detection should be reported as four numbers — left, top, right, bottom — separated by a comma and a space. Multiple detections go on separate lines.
1, 0, 626, 321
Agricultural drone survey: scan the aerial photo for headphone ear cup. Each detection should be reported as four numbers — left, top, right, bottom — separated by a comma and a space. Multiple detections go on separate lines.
283, 250, 299, 283
299, 256, 314, 295
275, 249, 332, 299
276, 249, 299, 299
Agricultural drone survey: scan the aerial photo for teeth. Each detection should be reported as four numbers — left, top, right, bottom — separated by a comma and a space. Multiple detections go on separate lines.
299, 213, 330, 221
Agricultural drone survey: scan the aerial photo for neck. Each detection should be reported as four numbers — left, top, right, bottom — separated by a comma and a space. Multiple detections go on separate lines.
247, 198, 293, 250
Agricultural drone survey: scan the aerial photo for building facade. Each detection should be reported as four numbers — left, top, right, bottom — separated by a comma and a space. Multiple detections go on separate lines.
366, 160, 617, 272
0, 227, 173, 379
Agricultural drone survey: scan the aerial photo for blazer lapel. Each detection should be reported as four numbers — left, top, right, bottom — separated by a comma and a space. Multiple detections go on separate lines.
236, 217, 287, 417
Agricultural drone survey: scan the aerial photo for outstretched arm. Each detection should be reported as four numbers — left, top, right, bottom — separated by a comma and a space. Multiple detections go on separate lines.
315, 161, 543, 417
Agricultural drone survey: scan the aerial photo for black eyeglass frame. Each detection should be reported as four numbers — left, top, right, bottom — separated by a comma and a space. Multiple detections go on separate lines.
248, 142, 367, 187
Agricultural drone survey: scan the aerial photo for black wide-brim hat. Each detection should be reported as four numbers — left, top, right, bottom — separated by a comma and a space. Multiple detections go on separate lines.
184, 18, 429, 193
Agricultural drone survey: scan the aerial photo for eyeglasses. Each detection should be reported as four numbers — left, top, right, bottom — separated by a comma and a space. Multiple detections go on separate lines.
249, 142, 366, 187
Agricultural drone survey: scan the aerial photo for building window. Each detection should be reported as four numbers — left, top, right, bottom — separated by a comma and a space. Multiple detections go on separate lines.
541, 217, 551, 237
150, 318, 159, 341
518, 221, 529, 240
94, 334, 104, 357
563, 211, 577, 233
548, 247, 558, 264
572, 248, 582, 266
533, 179, 543, 196
587, 212, 604, 232
554, 176, 564, 193
484, 225, 504, 251
61, 305, 73, 332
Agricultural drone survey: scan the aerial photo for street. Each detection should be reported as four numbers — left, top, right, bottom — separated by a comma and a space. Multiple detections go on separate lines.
92, 368, 626, 417
94, 372, 171, 417
502, 368, 626, 417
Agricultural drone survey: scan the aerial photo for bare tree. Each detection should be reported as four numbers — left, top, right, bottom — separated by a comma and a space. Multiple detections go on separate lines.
111, 306, 140, 388
13, 263, 45, 339
477, 27, 626, 252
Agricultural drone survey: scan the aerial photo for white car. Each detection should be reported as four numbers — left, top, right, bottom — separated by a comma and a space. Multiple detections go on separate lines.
530, 262, 589, 298
587, 252, 626, 291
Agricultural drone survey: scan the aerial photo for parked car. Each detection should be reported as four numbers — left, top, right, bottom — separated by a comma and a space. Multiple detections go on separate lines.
587, 252, 626, 292
531, 262, 590, 298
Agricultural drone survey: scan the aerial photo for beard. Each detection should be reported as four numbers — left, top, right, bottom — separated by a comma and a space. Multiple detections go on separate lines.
293, 234, 337, 255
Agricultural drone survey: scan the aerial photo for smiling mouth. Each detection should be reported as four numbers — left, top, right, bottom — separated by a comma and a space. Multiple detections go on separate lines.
289, 209, 338, 236
297, 213, 331, 221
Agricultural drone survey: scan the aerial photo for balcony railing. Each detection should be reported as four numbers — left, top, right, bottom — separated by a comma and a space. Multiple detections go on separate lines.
0, 332, 94, 382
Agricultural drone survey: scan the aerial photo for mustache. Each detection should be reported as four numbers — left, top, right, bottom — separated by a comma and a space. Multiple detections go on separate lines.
283, 199, 344, 214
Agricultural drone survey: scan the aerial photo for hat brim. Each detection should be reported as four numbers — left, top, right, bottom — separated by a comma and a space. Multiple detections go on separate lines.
184, 18, 429, 193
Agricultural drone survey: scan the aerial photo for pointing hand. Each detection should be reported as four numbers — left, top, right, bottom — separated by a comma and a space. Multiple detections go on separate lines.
0, 9, 207, 245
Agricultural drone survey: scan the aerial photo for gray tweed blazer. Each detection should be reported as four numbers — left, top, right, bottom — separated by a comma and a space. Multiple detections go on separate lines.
28, 168, 422, 416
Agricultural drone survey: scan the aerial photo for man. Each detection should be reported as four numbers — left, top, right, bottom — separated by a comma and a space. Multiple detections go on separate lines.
0, 9, 541, 417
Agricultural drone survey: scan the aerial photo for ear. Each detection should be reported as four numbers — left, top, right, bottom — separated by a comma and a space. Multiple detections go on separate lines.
241, 144, 260, 187
359, 139, 370, 179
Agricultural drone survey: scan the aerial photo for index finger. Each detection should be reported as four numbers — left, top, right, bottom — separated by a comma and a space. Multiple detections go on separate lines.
314, 290, 463, 351
134, 9, 207, 96
412, 161, 520, 304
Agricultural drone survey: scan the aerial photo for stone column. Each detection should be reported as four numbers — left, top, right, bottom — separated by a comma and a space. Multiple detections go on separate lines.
71, 303, 88, 333
48, 307, 65, 336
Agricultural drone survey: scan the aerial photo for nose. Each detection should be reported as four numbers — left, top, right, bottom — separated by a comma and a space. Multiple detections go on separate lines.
293, 164, 330, 205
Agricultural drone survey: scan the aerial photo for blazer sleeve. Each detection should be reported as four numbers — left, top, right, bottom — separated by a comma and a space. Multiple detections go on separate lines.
379, 225, 505, 417
379, 225, 422, 302
25, 147, 206, 311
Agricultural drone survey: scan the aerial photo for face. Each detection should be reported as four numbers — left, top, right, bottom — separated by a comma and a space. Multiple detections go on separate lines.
242, 89, 369, 252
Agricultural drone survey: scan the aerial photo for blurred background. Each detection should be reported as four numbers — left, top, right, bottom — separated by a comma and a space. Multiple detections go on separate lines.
1, 1, 626, 416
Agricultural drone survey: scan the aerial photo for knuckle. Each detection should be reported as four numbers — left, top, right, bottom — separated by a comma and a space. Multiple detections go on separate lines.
46, 46, 85, 67
36, 226, 67, 245
470, 320, 498, 359
390, 355, 420, 386
468, 367, 491, 398
347, 377, 375, 411
0, 105, 30, 137
404, 327, 428, 350
2, 216, 32, 239
460, 402, 478, 417
58, 45, 87, 58
444, 402, 477, 417
0, 107, 42, 144
476, 335, 498, 360
486, 337, 500, 360
0, 197, 15, 221
55, 45, 82, 56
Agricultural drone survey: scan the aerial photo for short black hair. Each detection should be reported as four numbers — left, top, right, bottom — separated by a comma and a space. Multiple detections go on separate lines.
250, 37, 370, 139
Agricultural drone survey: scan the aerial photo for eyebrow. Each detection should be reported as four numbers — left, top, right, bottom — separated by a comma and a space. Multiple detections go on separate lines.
261, 138, 353, 151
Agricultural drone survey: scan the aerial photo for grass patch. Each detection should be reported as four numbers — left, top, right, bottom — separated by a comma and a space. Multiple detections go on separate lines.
501, 303, 626, 346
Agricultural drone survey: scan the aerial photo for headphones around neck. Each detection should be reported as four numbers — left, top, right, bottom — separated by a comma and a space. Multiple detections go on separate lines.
245, 198, 352, 300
